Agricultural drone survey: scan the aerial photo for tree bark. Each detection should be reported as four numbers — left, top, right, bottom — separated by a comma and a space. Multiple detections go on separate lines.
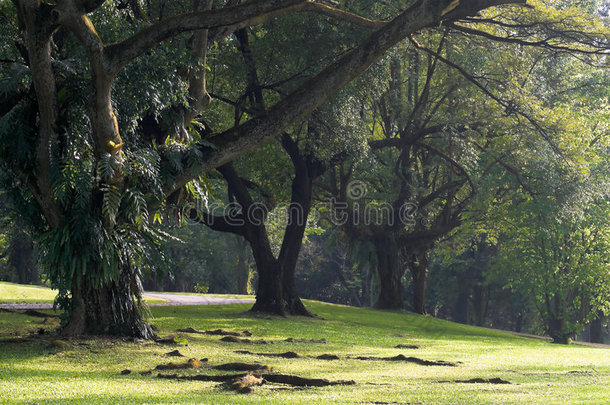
589, 311, 605, 344
409, 248, 428, 315
63, 263, 154, 338
373, 233, 404, 309
276, 136, 317, 316
454, 291, 469, 324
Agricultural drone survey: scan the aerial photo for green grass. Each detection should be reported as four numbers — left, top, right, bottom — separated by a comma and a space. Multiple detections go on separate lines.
0, 282, 58, 303
0, 300, 608, 404
0, 282, 166, 304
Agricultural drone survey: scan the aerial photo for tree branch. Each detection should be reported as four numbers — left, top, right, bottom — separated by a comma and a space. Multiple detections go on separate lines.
163, 0, 528, 197
105, 0, 307, 73
408, 35, 564, 157
449, 22, 610, 56
414, 141, 476, 194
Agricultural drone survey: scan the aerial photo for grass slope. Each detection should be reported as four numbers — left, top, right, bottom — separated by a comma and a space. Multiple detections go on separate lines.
0, 282, 166, 304
0, 301, 608, 404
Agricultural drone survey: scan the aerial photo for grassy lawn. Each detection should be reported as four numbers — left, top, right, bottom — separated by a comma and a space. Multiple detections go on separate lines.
0, 282, 166, 304
0, 301, 608, 404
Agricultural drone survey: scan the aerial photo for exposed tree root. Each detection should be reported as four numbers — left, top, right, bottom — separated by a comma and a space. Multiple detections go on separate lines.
157, 373, 245, 382
155, 358, 203, 370
176, 327, 253, 337
284, 338, 327, 343
156, 372, 355, 387
395, 344, 420, 349
316, 354, 340, 360
263, 374, 355, 387
234, 350, 300, 359
154, 336, 186, 345
353, 354, 457, 366
235, 350, 341, 360
220, 336, 270, 344
164, 350, 185, 357
212, 362, 270, 372
446, 377, 511, 384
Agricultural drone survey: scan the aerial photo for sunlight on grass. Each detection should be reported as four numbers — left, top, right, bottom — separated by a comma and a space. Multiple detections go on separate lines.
0, 301, 608, 404
0, 282, 166, 304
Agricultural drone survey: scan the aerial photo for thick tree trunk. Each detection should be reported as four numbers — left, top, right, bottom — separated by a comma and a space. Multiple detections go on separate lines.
250, 256, 284, 315
546, 294, 571, 344
277, 152, 315, 317
63, 265, 153, 338
548, 316, 571, 344
373, 234, 404, 309
244, 213, 285, 315
589, 311, 605, 344
409, 248, 428, 315
250, 176, 314, 317
454, 291, 469, 324
472, 283, 487, 326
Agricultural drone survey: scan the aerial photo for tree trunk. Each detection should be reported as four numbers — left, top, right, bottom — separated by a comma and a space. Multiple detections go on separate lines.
62, 264, 153, 338
409, 248, 428, 315
373, 234, 404, 309
249, 255, 284, 316
454, 291, 469, 324
277, 153, 315, 317
472, 283, 487, 326
548, 316, 571, 344
246, 216, 285, 315
589, 311, 605, 344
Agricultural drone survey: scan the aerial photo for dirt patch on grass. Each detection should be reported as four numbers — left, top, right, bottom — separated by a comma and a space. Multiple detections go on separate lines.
220, 336, 271, 344
177, 328, 253, 337
213, 362, 270, 372
395, 344, 420, 349
235, 350, 300, 359
445, 377, 511, 384
164, 350, 185, 357
285, 338, 327, 343
157, 372, 355, 388
155, 358, 203, 370
354, 354, 457, 366
316, 354, 340, 360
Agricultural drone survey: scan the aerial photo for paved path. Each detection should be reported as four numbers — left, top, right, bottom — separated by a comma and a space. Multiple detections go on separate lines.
0, 293, 253, 310
145, 293, 253, 306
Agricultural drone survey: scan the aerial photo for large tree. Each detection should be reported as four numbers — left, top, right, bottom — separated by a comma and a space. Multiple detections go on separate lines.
2, 0, 607, 336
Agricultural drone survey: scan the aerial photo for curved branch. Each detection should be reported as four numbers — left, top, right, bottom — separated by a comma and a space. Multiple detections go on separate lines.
105, 0, 307, 73
409, 35, 563, 157
449, 22, 610, 56
188, 207, 245, 236
301, 2, 386, 29
163, 0, 528, 197
414, 141, 477, 194
104, 0, 385, 74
